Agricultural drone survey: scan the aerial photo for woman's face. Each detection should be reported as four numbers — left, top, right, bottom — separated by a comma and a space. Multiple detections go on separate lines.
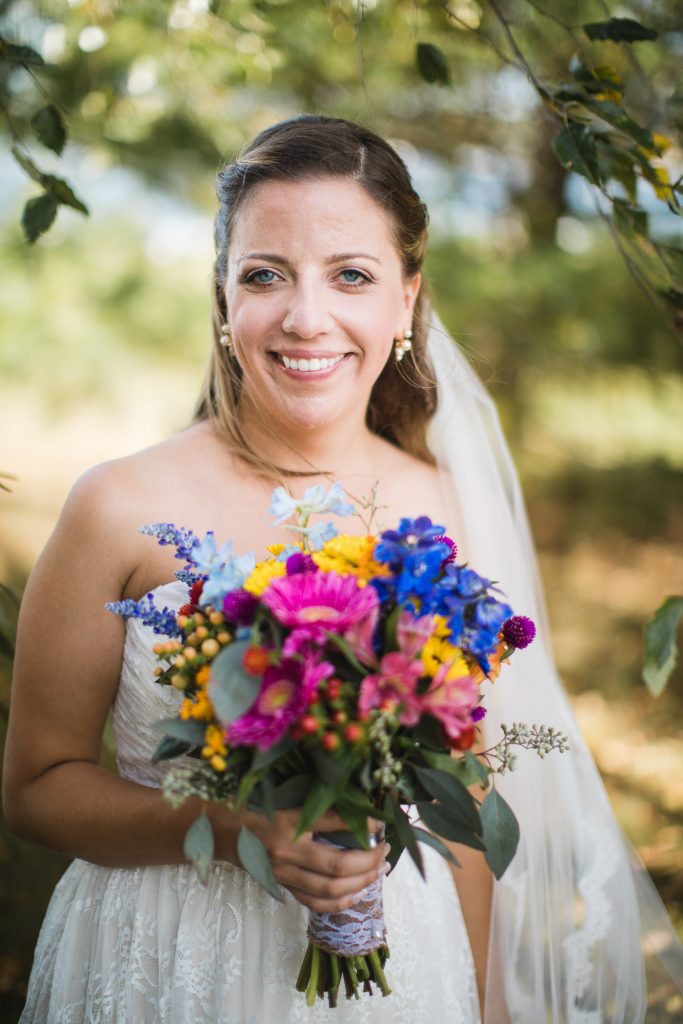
224, 176, 421, 434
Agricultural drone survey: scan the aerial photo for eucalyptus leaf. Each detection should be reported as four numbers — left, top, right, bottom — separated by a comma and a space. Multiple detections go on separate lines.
21, 193, 58, 243
414, 766, 481, 832
583, 18, 658, 43
271, 773, 314, 809
155, 717, 206, 746
388, 797, 424, 878
237, 825, 285, 902
416, 801, 486, 851
252, 735, 294, 771
413, 826, 460, 867
31, 104, 66, 155
643, 596, 683, 697
416, 42, 450, 86
480, 788, 520, 880
151, 735, 193, 763
42, 175, 89, 214
184, 812, 214, 884
311, 746, 352, 787
208, 640, 261, 724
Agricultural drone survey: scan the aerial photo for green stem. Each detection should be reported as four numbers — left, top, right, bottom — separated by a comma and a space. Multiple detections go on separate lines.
305, 945, 321, 1007
368, 948, 392, 996
295, 943, 313, 992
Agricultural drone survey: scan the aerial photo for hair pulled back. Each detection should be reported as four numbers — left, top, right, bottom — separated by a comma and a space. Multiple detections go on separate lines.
194, 113, 437, 481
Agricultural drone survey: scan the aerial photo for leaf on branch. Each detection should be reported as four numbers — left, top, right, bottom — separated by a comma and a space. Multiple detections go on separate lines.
208, 639, 261, 724
42, 175, 89, 215
413, 826, 460, 867
415, 800, 486, 851
184, 812, 214, 884
480, 788, 519, 880
582, 98, 654, 151
154, 716, 207, 746
416, 43, 451, 86
31, 105, 67, 155
388, 797, 424, 878
612, 199, 648, 238
237, 825, 285, 901
583, 18, 658, 44
151, 734, 194, 763
21, 192, 58, 243
643, 596, 683, 697
12, 145, 44, 184
0, 36, 44, 66
552, 123, 601, 183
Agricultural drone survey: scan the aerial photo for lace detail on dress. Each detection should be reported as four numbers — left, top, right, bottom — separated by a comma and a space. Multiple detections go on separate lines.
20, 581, 481, 1024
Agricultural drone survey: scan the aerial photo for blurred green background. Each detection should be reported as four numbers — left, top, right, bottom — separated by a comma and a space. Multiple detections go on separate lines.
1, 0, 682, 1019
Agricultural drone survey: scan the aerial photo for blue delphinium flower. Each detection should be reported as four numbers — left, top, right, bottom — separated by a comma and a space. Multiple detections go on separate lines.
269, 482, 355, 527
105, 594, 182, 637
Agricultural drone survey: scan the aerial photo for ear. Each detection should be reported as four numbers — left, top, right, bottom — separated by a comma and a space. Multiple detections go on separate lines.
399, 272, 422, 334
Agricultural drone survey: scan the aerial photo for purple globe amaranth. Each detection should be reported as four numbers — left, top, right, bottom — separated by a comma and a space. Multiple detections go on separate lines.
223, 589, 259, 626
502, 615, 536, 649
285, 552, 318, 576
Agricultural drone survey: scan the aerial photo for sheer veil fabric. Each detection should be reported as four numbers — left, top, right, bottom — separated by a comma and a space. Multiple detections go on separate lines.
424, 307, 683, 1022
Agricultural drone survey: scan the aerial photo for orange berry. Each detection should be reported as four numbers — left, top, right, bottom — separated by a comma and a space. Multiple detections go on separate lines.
173, 654, 187, 669
193, 613, 206, 627
171, 673, 187, 690
183, 647, 197, 660
217, 631, 231, 645
209, 611, 224, 625
332, 710, 347, 725
300, 715, 319, 735
322, 732, 340, 752
195, 625, 209, 640
201, 638, 220, 657
343, 724, 363, 744
242, 646, 270, 675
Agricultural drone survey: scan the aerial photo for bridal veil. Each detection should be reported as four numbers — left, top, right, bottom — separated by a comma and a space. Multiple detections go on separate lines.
424, 306, 683, 1023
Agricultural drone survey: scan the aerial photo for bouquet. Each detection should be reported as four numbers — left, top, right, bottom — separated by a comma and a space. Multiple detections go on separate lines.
107, 483, 568, 1007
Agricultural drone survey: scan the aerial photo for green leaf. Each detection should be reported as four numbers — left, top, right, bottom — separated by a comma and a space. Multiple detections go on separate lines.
552, 123, 600, 183
41, 175, 89, 215
581, 99, 654, 151
388, 797, 424, 878
311, 746, 352, 787
315, 829, 366, 851
383, 822, 405, 873
416, 801, 486, 851
414, 766, 481, 832
21, 193, 58, 243
252, 735, 294, 771
480, 788, 520, 880
416, 42, 451, 86
612, 199, 648, 238
155, 716, 206, 746
413, 826, 460, 867
294, 780, 338, 837
237, 825, 285, 902
0, 36, 44, 65
583, 18, 658, 43
420, 748, 489, 788
184, 812, 214, 884
151, 735, 193, 763
324, 631, 367, 675
643, 596, 683, 697
31, 105, 66, 155
271, 773, 314, 809
208, 640, 261, 723
0, 584, 19, 661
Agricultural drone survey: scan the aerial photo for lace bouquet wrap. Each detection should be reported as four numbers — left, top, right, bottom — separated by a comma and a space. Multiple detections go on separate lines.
108, 483, 566, 1008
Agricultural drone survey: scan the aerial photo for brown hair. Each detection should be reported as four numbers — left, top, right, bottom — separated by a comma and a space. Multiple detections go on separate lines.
194, 113, 437, 483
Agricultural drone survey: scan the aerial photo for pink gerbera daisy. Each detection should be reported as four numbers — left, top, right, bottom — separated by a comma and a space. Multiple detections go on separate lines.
262, 571, 379, 647
227, 657, 333, 750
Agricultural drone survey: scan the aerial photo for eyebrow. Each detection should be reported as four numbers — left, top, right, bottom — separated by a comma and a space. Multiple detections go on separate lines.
238, 252, 382, 265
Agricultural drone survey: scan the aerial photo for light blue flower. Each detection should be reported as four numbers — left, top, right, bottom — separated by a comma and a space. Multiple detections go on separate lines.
191, 531, 235, 575
200, 551, 257, 608
269, 482, 356, 526
307, 520, 339, 550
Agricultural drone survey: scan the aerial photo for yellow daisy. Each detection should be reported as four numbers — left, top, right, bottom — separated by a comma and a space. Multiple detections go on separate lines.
243, 559, 286, 596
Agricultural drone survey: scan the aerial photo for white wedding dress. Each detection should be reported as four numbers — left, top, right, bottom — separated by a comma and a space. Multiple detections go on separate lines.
19, 579, 482, 1024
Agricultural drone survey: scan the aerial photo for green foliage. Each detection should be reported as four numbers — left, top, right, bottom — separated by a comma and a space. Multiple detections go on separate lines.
208, 639, 260, 722
183, 811, 214, 884
480, 787, 520, 880
583, 18, 658, 44
643, 597, 683, 698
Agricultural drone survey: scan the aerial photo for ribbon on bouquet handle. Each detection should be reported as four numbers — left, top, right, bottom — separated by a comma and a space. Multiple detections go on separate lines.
307, 829, 387, 956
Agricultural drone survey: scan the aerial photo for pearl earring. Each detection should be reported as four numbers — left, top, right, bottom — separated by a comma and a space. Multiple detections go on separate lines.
219, 323, 232, 351
394, 328, 413, 362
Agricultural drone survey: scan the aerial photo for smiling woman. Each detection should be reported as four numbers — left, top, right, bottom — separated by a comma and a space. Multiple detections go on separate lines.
5, 114, 683, 1024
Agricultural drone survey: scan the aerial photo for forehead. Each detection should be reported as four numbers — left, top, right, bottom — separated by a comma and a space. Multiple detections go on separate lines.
231, 176, 398, 255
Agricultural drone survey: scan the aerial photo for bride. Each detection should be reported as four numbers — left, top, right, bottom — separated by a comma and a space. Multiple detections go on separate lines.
4, 114, 682, 1023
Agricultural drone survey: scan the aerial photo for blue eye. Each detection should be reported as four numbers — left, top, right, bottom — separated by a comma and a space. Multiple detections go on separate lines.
246, 269, 277, 284
340, 269, 370, 286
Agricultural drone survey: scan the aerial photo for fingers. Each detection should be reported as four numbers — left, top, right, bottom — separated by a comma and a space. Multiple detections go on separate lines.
280, 858, 391, 913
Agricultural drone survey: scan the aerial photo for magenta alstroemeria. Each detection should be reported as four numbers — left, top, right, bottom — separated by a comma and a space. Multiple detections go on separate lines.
227, 657, 333, 750
421, 664, 479, 741
359, 652, 423, 725
396, 610, 435, 658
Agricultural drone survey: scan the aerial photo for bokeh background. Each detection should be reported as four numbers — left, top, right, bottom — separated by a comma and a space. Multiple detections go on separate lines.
1, 0, 682, 1019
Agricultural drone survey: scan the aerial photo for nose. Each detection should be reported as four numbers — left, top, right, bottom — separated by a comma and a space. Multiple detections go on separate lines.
281, 276, 333, 339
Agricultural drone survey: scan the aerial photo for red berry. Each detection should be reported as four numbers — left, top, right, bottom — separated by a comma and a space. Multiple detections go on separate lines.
300, 715, 320, 735
450, 726, 476, 751
343, 724, 363, 744
242, 646, 270, 675
331, 710, 347, 725
321, 731, 340, 751
327, 678, 342, 700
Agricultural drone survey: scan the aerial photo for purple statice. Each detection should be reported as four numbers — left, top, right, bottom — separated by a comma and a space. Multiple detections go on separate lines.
502, 615, 536, 649
222, 589, 260, 627
285, 552, 318, 575
105, 593, 182, 637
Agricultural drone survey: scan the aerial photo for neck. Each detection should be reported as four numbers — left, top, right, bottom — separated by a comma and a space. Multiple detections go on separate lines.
237, 399, 380, 486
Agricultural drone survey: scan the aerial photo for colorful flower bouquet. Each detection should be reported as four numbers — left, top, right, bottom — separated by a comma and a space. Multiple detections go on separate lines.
107, 483, 568, 1008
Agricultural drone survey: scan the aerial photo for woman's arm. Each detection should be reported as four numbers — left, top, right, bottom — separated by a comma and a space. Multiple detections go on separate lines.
2, 463, 388, 910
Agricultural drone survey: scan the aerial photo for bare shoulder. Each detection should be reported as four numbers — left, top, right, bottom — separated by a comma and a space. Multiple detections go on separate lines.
370, 437, 450, 527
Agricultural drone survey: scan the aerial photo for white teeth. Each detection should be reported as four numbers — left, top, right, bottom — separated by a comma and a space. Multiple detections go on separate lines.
280, 354, 344, 371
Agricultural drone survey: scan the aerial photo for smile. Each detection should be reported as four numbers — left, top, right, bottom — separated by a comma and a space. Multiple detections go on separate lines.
270, 352, 350, 375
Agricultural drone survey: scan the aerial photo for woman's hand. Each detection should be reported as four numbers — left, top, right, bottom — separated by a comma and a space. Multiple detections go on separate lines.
235, 807, 390, 913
